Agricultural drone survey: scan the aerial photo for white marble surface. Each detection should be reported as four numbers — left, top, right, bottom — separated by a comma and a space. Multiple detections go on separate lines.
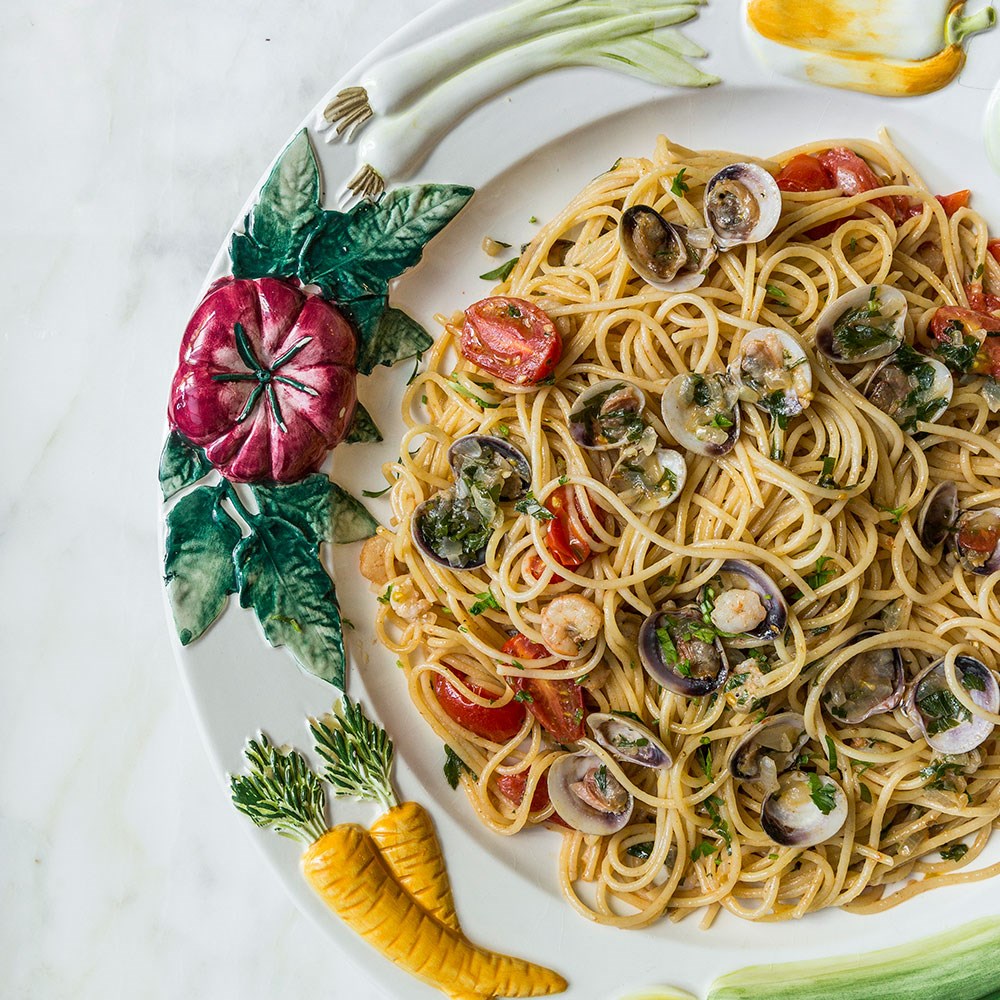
0, 2, 434, 996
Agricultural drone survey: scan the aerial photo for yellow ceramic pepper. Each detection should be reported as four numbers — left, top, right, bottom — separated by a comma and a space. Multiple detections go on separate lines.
746, 0, 996, 96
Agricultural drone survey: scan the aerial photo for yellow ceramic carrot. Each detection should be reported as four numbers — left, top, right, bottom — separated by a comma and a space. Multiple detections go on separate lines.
302, 823, 566, 999
369, 799, 461, 931
231, 698, 567, 1000
746, 0, 996, 97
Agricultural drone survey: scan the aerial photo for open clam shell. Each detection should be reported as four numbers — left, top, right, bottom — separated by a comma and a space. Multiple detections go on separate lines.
821, 629, 904, 725
661, 371, 741, 458
568, 380, 648, 451
609, 446, 687, 512
547, 752, 634, 835
638, 606, 729, 696
411, 493, 492, 570
619, 206, 718, 292
953, 507, 1000, 575
761, 770, 848, 848
729, 712, 808, 791
816, 284, 906, 364
707, 559, 787, 645
448, 434, 530, 501
917, 482, 959, 550
730, 327, 813, 420
703, 163, 781, 249
905, 655, 999, 754
864, 345, 953, 431
587, 713, 672, 770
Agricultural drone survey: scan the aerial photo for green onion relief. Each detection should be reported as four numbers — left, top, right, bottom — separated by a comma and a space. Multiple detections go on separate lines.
708, 916, 1000, 1000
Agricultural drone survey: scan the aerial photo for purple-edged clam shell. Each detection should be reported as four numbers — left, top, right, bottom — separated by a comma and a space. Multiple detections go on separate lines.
661, 372, 741, 458
917, 482, 958, 549
729, 712, 807, 786
586, 713, 672, 770
547, 752, 634, 835
568, 380, 648, 452
411, 495, 488, 570
638, 607, 729, 696
953, 508, 1000, 576
447, 434, 530, 501
703, 162, 781, 248
712, 559, 787, 645
815, 285, 906, 364
905, 655, 999, 754
821, 629, 904, 725
761, 770, 848, 848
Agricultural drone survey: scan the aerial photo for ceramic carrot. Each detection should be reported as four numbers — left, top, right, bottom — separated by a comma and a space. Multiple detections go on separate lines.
231, 699, 566, 1000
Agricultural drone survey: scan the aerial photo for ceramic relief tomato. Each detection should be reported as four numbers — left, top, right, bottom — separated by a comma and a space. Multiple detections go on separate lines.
169, 277, 357, 483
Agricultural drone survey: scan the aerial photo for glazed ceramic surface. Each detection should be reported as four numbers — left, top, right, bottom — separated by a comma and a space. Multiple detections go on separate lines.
162, 1, 1000, 998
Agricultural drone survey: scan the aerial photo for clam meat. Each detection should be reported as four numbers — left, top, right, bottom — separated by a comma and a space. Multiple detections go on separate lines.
816, 285, 906, 364
761, 770, 848, 848
864, 344, 953, 431
569, 380, 648, 451
587, 713, 672, 769
547, 752, 634, 835
729, 712, 808, 792
609, 446, 687, 512
661, 371, 741, 458
638, 606, 729, 696
703, 163, 781, 249
619, 205, 718, 292
821, 629, 904, 724
730, 327, 813, 426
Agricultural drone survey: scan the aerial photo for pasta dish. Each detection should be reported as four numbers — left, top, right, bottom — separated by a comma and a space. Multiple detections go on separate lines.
359, 132, 1000, 929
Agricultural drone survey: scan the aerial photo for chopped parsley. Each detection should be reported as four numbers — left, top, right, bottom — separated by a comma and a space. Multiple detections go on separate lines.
916, 688, 971, 736
807, 773, 838, 815
514, 690, 534, 703
940, 843, 969, 862
363, 484, 393, 498
831, 286, 899, 360
448, 374, 499, 408
818, 454, 839, 489
704, 795, 732, 850
825, 735, 838, 772
696, 739, 714, 781
443, 745, 476, 789
626, 841, 654, 860
690, 841, 717, 861
469, 590, 501, 616
878, 504, 907, 524
766, 283, 789, 304
919, 758, 966, 790
594, 764, 609, 796
614, 733, 649, 749
496, 423, 510, 438
710, 412, 734, 429
514, 492, 555, 521
859, 783, 873, 804
377, 584, 393, 605
479, 257, 519, 281
671, 167, 690, 196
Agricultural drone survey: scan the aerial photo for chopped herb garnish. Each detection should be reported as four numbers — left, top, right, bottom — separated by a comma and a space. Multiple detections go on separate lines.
941, 843, 969, 862
825, 735, 838, 772
479, 257, 519, 281
962, 669, 986, 692
916, 688, 971, 736
696, 741, 714, 781
528, 215, 538, 224
557, 475, 569, 485
859, 783, 873, 803
974, 263, 985, 281
626, 841, 654, 860
443, 745, 476, 789
448, 375, 500, 408
691, 841, 717, 861
807, 773, 838, 815
377, 584, 393, 605
470, 590, 501, 616
514, 690, 534, 703
671, 167, 689, 197
818, 454, 839, 489
766, 283, 789, 304
514, 492, 555, 521
704, 795, 732, 850
496, 423, 510, 438
594, 764, 609, 795
710, 412, 734, 429
878, 504, 907, 524
919, 758, 966, 790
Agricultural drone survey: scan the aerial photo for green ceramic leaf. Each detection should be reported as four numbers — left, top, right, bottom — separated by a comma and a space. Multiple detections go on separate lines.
708, 916, 1000, 1000
163, 484, 241, 645
299, 184, 474, 302
358, 306, 434, 376
159, 431, 213, 500
230, 129, 322, 280
251, 475, 378, 546
234, 516, 346, 688
345, 402, 383, 443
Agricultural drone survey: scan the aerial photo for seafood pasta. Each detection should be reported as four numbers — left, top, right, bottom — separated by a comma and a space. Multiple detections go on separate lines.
360, 132, 1000, 929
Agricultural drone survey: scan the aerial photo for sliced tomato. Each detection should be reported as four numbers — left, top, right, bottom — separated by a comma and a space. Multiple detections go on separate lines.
461, 296, 562, 386
958, 521, 1000, 555
964, 282, 1000, 316
543, 485, 594, 569
937, 190, 971, 217
931, 305, 1000, 376
496, 770, 551, 812
431, 670, 527, 742
524, 552, 564, 584
501, 634, 586, 743
816, 147, 895, 218
988, 239, 1000, 266
775, 153, 835, 193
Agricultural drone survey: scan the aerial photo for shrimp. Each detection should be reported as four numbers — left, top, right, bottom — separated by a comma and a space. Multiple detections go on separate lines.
359, 532, 397, 587
389, 577, 433, 622
539, 595, 602, 657
710, 588, 766, 634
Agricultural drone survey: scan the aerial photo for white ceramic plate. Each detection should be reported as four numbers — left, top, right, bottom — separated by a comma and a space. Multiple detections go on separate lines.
164, 2, 1000, 997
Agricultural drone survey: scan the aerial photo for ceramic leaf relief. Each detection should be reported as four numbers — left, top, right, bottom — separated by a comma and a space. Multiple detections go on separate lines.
160, 129, 473, 688
317, 0, 719, 200
745, 0, 996, 96
230, 697, 567, 1000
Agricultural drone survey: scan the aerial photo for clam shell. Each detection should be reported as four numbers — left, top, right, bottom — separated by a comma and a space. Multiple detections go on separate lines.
587, 713, 672, 770
815, 285, 906, 364
638, 606, 729, 696
864, 346, 953, 430
821, 629, 904, 725
761, 770, 848, 848
661, 372, 741, 458
703, 163, 781, 248
547, 752, 634, 835
916, 482, 959, 550
448, 434, 531, 500
568, 379, 648, 452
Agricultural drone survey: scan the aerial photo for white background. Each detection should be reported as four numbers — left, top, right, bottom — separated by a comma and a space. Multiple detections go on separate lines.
1, 2, 431, 996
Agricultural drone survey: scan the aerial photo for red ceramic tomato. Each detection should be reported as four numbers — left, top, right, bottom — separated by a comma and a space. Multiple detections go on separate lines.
775, 154, 835, 193
169, 277, 357, 482
460, 296, 562, 386
502, 634, 585, 743
431, 670, 527, 742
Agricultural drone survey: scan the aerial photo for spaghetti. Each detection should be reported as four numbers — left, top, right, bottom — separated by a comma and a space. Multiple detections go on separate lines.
361, 132, 1000, 928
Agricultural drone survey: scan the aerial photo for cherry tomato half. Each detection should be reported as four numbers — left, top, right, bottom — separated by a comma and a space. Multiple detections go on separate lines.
816, 147, 896, 218
958, 522, 1000, 555
431, 670, 527, 742
988, 239, 1000, 266
964, 283, 1000, 316
501, 634, 586, 743
931, 306, 1000, 377
775, 154, 835, 193
461, 296, 562, 386
496, 770, 572, 829
937, 190, 971, 217
543, 486, 596, 569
